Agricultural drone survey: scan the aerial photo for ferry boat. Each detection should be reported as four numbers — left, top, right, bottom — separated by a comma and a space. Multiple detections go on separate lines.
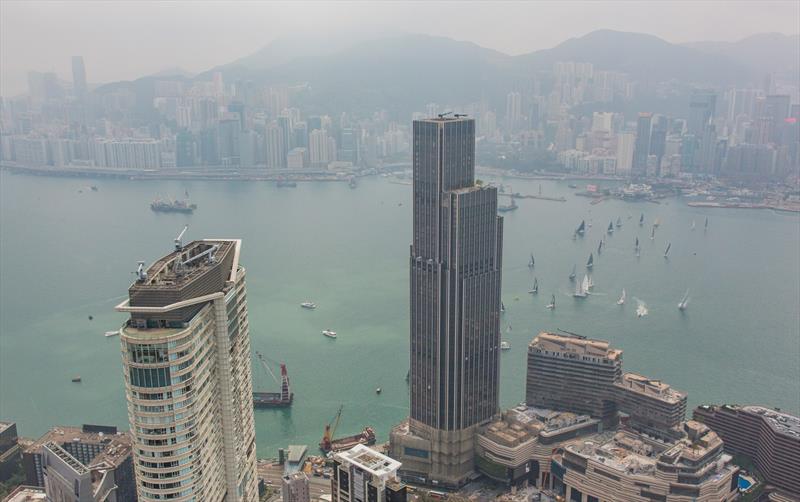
322, 330, 337, 339
500, 341, 511, 350
300, 302, 317, 310
150, 198, 197, 214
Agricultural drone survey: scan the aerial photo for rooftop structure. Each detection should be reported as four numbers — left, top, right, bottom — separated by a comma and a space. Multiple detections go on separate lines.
332, 445, 406, 502
2, 486, 46, 502
694, 404, 800, 498
281, 471, 310, 502
615, 372, 685, 404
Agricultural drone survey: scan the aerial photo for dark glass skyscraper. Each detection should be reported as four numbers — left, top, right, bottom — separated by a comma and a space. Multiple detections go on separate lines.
391, 116, 503, 487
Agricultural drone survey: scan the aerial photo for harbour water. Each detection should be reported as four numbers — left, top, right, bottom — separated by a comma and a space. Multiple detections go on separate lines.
1, 170, 798, 456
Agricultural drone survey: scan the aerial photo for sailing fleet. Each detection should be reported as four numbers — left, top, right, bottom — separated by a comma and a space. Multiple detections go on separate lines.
501, 211, 701, 331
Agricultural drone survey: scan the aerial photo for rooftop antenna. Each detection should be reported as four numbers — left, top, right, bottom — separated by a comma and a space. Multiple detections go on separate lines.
174, 225, 188, 251
134, 261, 147, 282
438, 111, 453, 119
556, 328, 587, 340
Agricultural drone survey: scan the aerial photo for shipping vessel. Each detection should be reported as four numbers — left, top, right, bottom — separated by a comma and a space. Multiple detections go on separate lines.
319, 406, 376, 453
252, 352, 293, 408
150, 198, 197, 213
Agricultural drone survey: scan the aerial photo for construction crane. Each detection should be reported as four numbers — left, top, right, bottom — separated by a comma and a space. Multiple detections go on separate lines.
174, 225, 188, 251
320, 405, 344, 452
252, 352, 292, 407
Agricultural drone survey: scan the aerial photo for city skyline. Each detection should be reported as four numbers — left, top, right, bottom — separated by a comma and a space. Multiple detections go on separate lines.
2, 0, 799, 95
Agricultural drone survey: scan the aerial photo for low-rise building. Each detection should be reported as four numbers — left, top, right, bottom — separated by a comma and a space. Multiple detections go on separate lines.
693, 404, 800, 498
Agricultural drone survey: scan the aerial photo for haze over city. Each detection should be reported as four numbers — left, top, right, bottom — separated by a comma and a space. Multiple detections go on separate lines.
1, 0, 799, 95
0, 1, 798, 502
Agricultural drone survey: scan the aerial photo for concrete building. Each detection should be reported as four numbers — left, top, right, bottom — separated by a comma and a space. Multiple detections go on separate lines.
616, 133, 635, 174
332, 445, 406, 502
552, 421, 738, 502
115, 239, 258, 501
693, 405, 800, 498
391, 116, 503, 487
287, 147, 308, 169
71, 56, 87, 99
266, 122, 288, 169
526, 332, 687, 439
632, 113, 652, 176
2, 486, 46, 502
281, 472, 310, 502
0, 422, 21, 482
21, 425, 136, 501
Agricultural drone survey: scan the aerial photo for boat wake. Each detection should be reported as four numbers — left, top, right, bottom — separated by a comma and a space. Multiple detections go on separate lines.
634, 298, 649, 318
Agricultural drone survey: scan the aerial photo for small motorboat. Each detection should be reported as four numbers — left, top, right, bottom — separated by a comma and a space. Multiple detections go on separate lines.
72, 376, 82, 383
322, 330, 337, 339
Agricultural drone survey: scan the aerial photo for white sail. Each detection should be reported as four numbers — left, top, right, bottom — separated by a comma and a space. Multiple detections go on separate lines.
678, 289, 690, 310
582, 275, 590, 293
587, 275, 594, 290
617, 289, 626, 305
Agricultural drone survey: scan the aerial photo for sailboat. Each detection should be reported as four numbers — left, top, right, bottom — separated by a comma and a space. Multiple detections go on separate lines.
546, 294, 556, 310
664, 242, 671, 258
639, 213, 644, 226
586, 253, 594, 269
607, 221, 614, 234
616, 217, 622, 228
569, 264, 576, 281
576, 220, 586, 236
529, 278, 539, 294
506, 324, 512, 333
528, 253, 535, 268
650, 226, 656, 240
704, 217, 709, 232
691, 220, 696, 231
597, 240, 603, 255
587, 275, 594, 290
678, 289, 690, 311
573, 275, 589, 298
635, 237, 639, 250
500, 301, 506, 313
617, 289, 626, 305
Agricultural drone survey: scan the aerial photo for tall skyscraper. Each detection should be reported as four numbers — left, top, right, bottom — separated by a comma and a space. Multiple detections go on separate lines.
687, 89, 717, 136
505, 91, 522, 131
71, 56, 87, 99
391, 116, 503, 487
266, 122, 287, 169
116, 239, 258, 501
632, 112, 653, 176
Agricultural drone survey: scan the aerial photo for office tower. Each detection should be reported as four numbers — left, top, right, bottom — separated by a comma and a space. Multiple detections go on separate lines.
339, 128, 359, 165
526, 332, 687, 439
239, 130, 259, 168
293, 122, 309, 149
615, 132, 635, 174
694, 405, 800, 498
648, 115, 668, 173
22, 425, 136, 500
505, 91, 522, 131
391, 116, 503, 487
632, 112, 652, 176
0, 422, 21, 482
332, 445, 407, 502
71, 56, 87, 99
175, 131, 196, 167
218, 118, 242, 167
309, 129, 330, 167
266, 122, 287, 169
687, 90, 717, 136
281, 472, 310, 502
115, 239, 258, 501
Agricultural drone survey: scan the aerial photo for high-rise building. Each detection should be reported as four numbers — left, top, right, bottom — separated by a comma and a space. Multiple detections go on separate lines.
505, 92, 522, 131
687, 90, 717, 136
0, 422, 21, 482
266, 122, 287, 169
648, 115, 668, 173
332, 445, 406, 502
71, 56, 87, 99
526, 332, 687, 439
615, 132, 635, 174
22, 425, 136, 501
115, 239, 258, 501
693, 405, 799, 498
281, 472, 310, 502
632, 112, 652, 176
391, 116, 503, 487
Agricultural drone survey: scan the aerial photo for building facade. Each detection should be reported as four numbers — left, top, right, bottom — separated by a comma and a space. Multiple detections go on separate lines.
281, 472, 310, 502
526, 332, 687, 439
391, 116, 504, 487
693, 404, 800, 498
115, 239, 258, 501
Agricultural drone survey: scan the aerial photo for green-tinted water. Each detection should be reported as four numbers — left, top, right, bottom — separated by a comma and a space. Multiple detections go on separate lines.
1, 171, 798, 455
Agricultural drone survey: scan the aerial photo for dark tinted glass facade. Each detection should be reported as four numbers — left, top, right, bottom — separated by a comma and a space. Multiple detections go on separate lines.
409, 118, 503, 431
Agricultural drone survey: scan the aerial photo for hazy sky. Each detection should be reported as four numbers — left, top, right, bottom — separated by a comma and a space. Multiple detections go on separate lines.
2, 0, 798, 96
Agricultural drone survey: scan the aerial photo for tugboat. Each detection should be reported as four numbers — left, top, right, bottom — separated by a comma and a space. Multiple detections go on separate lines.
150, 198, 197, 214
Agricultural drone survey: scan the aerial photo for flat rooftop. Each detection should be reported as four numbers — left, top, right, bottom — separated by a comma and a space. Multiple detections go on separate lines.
530, 332, 622, 361
745, 406, 800, 437
415, 115, 472, 123
481, 406, 599, 447
24, 425, 132, 467
133, 239, 236, 291
0, 422, 14, 435
3, 486, 46, 502
616, 372, 686, 404
334, 444, 401, 479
